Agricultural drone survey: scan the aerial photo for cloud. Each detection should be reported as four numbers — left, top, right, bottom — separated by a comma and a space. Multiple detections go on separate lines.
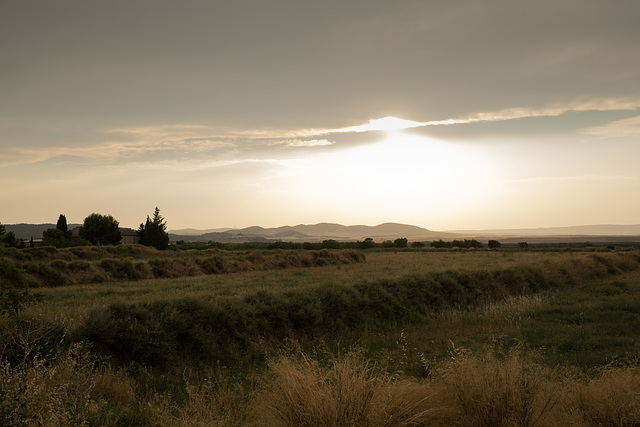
582, 114, 640, 138
285, 139, 334, 147
3, 96, 638, 170
503, 174, 640, 184
288, 97, 640, 138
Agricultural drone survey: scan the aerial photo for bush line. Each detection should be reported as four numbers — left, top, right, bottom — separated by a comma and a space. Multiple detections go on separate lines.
72, 252, 640, 368
0, 249, 366, 287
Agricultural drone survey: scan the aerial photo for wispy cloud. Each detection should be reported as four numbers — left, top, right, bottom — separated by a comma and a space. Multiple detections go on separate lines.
582, 114, 640, 137
504, 174, 640, 184
288, 97, 640, 137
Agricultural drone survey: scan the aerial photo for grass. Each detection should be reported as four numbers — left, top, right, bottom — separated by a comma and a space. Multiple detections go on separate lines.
3, 247, 640, 425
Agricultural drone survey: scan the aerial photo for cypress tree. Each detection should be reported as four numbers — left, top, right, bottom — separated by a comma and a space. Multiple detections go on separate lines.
56, 214, 72, 240
139, 207, 169, 250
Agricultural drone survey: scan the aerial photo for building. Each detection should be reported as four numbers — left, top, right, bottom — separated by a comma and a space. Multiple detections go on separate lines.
119, 228, 139, 245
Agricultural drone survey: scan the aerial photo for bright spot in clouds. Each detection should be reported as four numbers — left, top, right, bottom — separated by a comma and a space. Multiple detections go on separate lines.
278, 127, 500, 225
338, 116, 427, 133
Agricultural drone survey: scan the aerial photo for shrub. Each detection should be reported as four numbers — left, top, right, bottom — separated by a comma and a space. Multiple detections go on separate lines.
148, 259, 171, 277
74, 298, 257, 368
199, 255, 226, 274
50, 259, 68, 270
0, 315, 66, 365
67, 260, 91, 271
99, 258, 142, 281
0, 259, 25, 286
0, 288, 41, 317
23, 262, 70, 287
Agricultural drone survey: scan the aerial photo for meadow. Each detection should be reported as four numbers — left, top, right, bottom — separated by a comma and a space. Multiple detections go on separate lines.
2, 245, 640, 425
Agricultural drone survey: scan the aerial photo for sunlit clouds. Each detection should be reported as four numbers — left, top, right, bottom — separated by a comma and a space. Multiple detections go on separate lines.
583, 115, 640, 138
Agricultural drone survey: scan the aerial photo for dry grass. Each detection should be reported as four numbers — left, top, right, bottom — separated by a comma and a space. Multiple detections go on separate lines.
570, 365, 640, 426
250, 349, 449, 426
0, 343, 136, 426
6, 341, 640, 425
440, 346, 566, 426
148, 372, 248, 427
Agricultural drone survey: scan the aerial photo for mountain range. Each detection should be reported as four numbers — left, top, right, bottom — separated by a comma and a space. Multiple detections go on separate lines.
169, 222, 458, 243
168, 222, 640, 244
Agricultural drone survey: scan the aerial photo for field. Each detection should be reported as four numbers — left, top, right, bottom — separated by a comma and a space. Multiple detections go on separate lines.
3, 246, 640, 425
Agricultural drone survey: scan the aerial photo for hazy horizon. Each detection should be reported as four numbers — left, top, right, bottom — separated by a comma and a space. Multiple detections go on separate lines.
2, 1, 639, 231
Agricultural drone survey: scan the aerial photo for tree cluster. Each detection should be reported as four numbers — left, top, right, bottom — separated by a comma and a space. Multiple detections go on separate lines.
79, 213, 121, 246
41, 214, 79, 247
2, 207, 171, 250
0, 222, 25, 248
430, 239, 484, 249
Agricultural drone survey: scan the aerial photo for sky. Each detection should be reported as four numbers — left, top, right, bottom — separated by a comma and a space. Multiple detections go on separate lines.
1, 0, 639, 231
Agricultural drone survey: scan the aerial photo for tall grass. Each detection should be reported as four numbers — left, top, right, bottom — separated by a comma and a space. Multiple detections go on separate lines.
442, 346, 560, 426
252, 348, 447, 426
0, 344, 140, 426
8, 342, 640, 426
572, 365, 640, 426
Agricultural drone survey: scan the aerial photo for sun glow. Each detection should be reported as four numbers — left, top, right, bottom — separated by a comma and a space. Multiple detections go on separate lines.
338, 116, 427, 133
282, 126, 501, 224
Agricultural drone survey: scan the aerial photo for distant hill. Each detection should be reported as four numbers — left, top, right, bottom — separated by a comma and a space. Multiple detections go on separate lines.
5, 223, 82, 240
169, 227, 232, 235
167, 222, 640, 244
453, 224, 640, 237
169, 222, 457, 243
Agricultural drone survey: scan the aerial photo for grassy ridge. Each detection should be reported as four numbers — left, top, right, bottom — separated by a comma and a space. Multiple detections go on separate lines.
66, 251, 640, 368
0, 246, 365, 287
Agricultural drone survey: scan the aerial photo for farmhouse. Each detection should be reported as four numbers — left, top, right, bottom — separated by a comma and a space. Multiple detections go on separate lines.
119, 228, 139, 245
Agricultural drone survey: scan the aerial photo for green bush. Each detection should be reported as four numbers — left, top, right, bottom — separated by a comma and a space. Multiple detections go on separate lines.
199, 255, 226, 274
0, 259, 25, 286
0, 315, 66, 365
50, 259, 68, 270
74, 298, 257, 367
68, 260, 91, 271
99, 259, 142, 281
148, 259, 170, 277
23, 262, 70, 287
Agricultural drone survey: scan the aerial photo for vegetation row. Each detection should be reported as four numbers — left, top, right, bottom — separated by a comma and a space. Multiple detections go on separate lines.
3, 251, 637, 371
0, 247, 365, 289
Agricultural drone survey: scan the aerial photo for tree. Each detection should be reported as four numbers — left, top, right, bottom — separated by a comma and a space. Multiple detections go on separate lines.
488, 240, 502, 249
56, 214, 72, 240
80, 213, 121, 245
4, 232, 17, 248
394, 237, 408, 248
138, 207, 169, 250
42, 228, 66, 247
382, 240, 395, 248
360, 237, 375, 249
321, 239, 340, 249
